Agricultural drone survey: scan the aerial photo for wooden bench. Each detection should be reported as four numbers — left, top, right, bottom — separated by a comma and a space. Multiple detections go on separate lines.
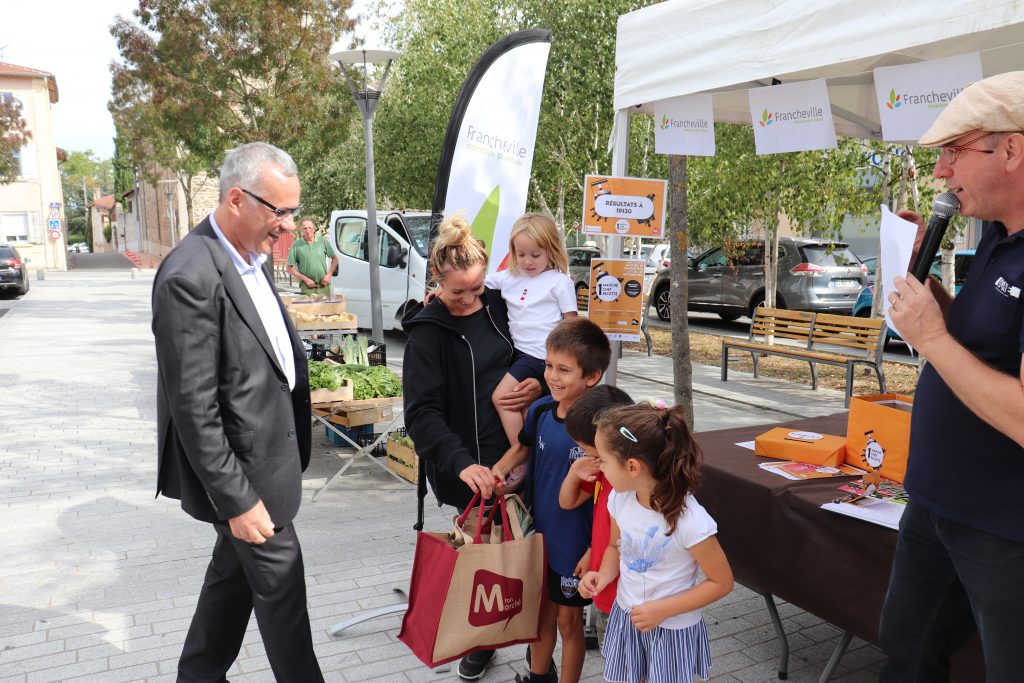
721, 307, 887, 407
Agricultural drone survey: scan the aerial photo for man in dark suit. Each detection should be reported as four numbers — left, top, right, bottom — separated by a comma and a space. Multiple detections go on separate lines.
152, 142, 324, 682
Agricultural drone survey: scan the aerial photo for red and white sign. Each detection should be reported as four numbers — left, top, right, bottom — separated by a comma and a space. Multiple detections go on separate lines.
49, 229, 62, 241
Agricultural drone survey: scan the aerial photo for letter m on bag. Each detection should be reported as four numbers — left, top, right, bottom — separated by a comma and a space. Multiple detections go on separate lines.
468, 569, 523, 627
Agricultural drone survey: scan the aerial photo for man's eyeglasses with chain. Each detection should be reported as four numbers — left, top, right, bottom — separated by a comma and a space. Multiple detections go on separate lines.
241, 188, 303, 220
938, 131, 997, 165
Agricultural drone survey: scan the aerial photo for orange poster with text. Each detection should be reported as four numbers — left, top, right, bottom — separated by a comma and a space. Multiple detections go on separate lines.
581, 175, 667, 238
588, 258, 646, 342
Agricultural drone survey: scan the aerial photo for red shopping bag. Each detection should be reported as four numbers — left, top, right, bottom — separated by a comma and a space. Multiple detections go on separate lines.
398, 493, 546, 667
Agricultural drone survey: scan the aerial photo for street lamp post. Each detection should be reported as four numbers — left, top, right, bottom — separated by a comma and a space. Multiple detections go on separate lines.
329, 47, 400, 343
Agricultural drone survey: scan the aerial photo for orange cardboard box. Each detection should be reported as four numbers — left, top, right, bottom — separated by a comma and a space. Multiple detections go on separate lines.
754, 428, 847, 467
845, 394, 913, 484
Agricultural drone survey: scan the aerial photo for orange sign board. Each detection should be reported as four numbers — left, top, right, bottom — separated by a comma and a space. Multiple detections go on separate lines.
587, 258, 646, 342
581, 175, 667, 238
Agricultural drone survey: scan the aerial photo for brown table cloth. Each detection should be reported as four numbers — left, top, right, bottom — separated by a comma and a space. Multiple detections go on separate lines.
695, 412, 983, 678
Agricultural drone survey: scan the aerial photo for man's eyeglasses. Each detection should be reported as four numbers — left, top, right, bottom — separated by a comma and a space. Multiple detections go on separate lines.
241, 189, 303, 220
938, 131, 996, 165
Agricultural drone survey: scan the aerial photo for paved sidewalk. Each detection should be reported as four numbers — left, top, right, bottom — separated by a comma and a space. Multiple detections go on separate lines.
0, 271, 882, 682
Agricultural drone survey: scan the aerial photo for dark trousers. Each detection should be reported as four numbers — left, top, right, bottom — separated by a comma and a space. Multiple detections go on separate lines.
177, 522, 324, 683
879, 500, 1024, 682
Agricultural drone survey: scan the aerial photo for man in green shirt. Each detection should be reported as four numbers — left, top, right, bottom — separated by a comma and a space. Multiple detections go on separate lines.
286, 219, 338, 296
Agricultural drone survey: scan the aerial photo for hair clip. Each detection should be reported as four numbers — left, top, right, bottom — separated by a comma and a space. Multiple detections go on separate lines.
654, 398, 667, 410
619, 426, 638, 443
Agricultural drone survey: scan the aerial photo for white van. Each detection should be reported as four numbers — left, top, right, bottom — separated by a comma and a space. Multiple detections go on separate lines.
328, 210, 432, 331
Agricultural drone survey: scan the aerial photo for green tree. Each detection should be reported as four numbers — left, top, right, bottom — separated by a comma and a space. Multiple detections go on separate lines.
359, 0, 657, 225
60, 150, 114, 245
109, 0, 357, 227
1, 96, 31, 184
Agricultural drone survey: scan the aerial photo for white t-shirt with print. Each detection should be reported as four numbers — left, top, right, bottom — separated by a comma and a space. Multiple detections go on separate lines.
485, 269, 577, 359
607, 489, 718, 630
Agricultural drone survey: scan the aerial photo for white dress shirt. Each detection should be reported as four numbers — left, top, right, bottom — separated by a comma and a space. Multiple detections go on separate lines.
210, 214, 297, 390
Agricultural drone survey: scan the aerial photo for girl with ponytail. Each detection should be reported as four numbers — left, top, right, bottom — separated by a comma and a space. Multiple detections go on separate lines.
579, 403, 733, 683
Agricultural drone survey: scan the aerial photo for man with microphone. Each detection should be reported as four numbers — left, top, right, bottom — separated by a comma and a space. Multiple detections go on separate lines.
881, 72, 1024, 682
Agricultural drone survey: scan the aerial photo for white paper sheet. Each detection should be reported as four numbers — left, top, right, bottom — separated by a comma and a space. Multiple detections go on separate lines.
879, 205, 918, 342
821, 497, 904, 531
735, 441, 756, 451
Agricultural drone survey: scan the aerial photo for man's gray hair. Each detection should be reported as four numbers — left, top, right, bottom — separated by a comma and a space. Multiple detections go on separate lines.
218, 142, 298, 202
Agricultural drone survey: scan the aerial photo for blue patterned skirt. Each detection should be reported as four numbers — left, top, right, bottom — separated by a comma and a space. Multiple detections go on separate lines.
602, 602, 712, 683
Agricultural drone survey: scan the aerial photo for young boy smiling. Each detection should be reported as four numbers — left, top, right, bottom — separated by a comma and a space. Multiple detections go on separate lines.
492, 318, 612, 683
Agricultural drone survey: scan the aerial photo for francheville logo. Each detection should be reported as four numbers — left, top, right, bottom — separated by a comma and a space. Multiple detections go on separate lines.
886, 88, 902, 110
468, 569, 523, 628
759, 108, 773, 127
660, 114, 670, 130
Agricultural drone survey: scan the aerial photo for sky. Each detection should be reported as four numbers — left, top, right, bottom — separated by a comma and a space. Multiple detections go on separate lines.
1, 0, 385, 161
2, 1, 139, 159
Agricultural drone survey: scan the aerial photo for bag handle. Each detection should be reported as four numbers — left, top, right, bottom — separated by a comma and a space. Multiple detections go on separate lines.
496, 495, 513, 542
456, 492, 482, 527
502, 495, 528, 540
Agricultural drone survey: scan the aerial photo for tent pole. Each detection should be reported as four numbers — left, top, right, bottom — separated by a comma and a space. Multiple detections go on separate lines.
606, 108, 631, 387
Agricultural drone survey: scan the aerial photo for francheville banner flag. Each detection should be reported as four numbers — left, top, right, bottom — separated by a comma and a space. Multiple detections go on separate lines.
654, 93, 716, 156
873, 52, 983, 143
430, 30, 552, 273
748, 78, 837, 155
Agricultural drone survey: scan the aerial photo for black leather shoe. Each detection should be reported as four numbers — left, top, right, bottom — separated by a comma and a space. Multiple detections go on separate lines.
458, 649, 495, 680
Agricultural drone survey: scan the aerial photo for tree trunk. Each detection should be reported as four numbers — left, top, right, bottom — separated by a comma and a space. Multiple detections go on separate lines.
667, 154, 694, 428
871, 149, 895, 319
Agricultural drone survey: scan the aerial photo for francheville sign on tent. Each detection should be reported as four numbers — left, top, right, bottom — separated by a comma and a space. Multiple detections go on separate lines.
748, 78, 837, 155
653, 94, 716, 156
430, 30, 552, 273
873, 52, 984, 143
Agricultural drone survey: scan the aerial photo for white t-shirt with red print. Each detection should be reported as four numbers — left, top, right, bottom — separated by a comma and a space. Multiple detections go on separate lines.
485, 268, 577, 359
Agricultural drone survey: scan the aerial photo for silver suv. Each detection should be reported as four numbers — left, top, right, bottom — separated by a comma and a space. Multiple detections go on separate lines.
649, 238, 866, 321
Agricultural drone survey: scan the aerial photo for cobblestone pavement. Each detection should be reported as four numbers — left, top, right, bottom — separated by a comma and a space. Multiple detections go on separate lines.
0, 271, 883, 682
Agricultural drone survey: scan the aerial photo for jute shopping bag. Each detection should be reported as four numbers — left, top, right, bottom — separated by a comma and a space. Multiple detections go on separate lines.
398, 493, 546, 667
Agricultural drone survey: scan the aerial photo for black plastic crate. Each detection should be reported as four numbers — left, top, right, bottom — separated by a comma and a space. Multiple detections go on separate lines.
358, 432, 389, 457
367, 340, 387, 367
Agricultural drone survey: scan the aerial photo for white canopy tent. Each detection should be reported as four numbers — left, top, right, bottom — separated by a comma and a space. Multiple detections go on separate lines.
602, 0, 1024, 382
613, 0, 1024, 140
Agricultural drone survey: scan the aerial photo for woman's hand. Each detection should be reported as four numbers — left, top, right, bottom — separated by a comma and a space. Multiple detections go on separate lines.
496, 378, 542, 412
459, 464, 496, 499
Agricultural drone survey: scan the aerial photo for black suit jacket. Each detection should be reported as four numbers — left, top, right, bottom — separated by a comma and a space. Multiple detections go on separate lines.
152, 218, 312, 525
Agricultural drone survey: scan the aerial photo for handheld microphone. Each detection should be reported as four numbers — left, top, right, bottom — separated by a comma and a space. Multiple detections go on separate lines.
911, 192, 960, 282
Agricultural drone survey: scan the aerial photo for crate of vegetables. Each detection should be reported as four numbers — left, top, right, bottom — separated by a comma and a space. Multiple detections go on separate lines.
386, 430, 418, 484
287, 298, 356, 330
308, 359, 403, 424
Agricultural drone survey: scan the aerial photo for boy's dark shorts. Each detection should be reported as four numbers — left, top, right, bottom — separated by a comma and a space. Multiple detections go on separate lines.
547, 567, 592, 608
509, 351, 546, 383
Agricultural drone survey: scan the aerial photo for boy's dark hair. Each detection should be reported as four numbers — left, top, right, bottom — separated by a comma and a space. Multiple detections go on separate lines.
565, 385, 634, 445
546, 318, 611, 379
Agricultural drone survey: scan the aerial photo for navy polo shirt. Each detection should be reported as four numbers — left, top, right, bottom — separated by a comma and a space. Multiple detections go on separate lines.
520, 396, 593, 577
906, 223, 1024, 541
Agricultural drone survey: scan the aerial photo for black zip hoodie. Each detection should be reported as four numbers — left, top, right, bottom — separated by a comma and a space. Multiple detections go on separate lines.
401, 288, 515, 509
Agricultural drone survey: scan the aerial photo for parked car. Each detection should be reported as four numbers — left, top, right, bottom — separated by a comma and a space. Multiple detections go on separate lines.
853, 250, 975, 337
861, 256, 877, 287
0, 243, 29, 295
567, 244, 603, 308
329, 210, 431, 330
648, 238, 866, 322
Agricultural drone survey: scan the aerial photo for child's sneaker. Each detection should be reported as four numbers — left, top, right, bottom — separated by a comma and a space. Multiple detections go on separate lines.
457, 649, 494, 680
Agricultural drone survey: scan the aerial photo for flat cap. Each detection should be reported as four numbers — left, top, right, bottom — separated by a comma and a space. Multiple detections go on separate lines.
918, 71, 1024, 147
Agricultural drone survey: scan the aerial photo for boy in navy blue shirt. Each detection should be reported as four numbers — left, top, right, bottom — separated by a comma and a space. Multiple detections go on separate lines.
493, 318, 611, 683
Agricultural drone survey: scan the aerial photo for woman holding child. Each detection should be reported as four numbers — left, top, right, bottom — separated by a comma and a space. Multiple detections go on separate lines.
402, 214, 541, 510
402, 214, 545, 680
